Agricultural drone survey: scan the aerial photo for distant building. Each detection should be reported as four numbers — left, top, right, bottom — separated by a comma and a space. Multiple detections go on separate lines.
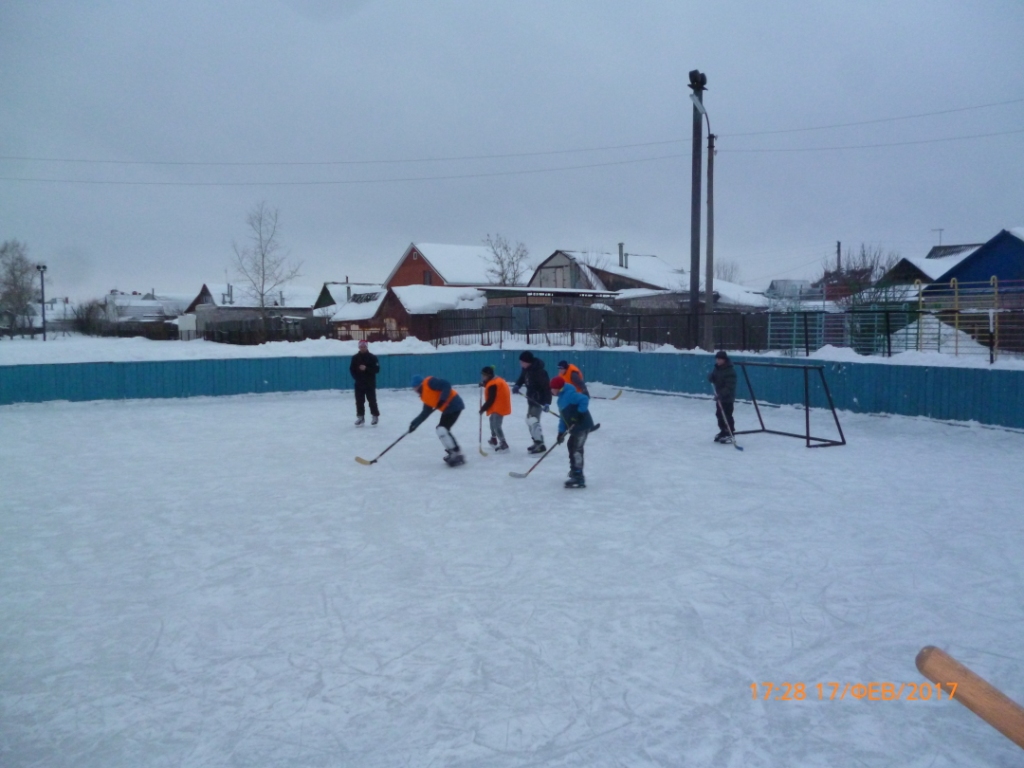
384, 243, 500, 288
880, 244, 983, 286
529, 247, 683, 292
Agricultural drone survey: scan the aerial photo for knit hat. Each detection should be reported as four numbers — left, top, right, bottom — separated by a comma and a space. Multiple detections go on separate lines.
715, 350, 729, 360
557, 360, 569, 370
549, 375, 566, 390
481, 365, 495, 378
410, 374, 424, 388
358, 340, 368, 348
519, 351, 535, 363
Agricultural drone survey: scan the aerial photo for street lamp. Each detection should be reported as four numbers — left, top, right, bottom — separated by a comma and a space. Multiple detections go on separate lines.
687, 69, 707, 349
690, 92, 716, 351
36, 264, 47, 341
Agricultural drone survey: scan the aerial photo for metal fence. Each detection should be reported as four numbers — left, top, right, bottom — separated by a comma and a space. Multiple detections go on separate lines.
428, 302, 1024, 363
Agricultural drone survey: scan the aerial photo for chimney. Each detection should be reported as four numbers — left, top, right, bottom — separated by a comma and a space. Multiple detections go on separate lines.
346, 285, 352, 302
618, 242, 624, 268
836, 241, 842, 273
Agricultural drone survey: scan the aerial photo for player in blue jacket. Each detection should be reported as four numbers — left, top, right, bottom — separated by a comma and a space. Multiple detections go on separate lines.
550, 375, 595, 488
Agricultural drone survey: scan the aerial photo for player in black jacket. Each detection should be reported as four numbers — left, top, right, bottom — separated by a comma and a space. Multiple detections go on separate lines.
512, 351, 551, 453
350, 340, 380, 426
708, 350, 737, 442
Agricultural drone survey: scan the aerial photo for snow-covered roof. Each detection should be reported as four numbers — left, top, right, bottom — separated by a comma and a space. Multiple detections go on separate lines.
1009, 226, 1024, 243
190, 283, 322, 310
406, 243, 498, 286
702, 279, 770, 308
321, 287, 388, 322
392, 285, 486, 315
562, 251, 684, 290
902, 251, 977, 281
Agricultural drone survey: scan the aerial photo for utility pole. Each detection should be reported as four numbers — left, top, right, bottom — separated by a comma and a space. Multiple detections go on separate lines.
688, 69, 707, 349
36, 264, 47, 341
932, 228, 944, 245
703, 132, 716, 351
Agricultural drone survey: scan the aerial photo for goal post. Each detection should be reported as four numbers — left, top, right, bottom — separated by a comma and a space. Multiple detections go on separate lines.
732, 361, 846, 448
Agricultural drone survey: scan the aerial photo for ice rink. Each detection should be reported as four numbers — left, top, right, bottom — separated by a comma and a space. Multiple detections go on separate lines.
2, 386, 1023, 767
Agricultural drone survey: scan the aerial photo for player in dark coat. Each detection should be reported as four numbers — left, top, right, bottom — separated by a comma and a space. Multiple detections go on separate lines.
708, 350, 737, 442
512, 351, 551, 453
350, 340, 380, 426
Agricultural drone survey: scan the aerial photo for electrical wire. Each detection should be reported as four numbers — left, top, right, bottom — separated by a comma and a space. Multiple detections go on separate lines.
2, 97, 1021, 168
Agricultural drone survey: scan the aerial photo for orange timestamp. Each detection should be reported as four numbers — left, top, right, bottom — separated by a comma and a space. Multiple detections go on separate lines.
751, 681, 958, 702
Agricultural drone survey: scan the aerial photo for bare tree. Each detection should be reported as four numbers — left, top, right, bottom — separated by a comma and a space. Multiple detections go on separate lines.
0, 240, 38, 338
72, 299, 107, 336
714, 259, 740, 283
483, 233, 529, 285
816, 243, 900, 307
232, 202, 302, 333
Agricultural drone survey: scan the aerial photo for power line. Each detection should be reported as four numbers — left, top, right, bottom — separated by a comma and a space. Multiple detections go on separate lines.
0, 152, 690, 187
720, 97, 1024, 137
1, 127, 1022, 187
722, 127, 1024, 153
2, 97, 1021, 168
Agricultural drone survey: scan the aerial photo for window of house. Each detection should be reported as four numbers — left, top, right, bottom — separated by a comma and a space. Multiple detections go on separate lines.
423, 271, 433, 285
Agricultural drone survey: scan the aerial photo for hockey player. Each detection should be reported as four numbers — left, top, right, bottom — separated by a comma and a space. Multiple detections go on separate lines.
550, 375, 595, 488
409, 374, 466, 466
512, 351, 551, 454
350, 339, 380, 426
556, 360, 589, 395
708, 350, 737, 442
479, 366, 511, 452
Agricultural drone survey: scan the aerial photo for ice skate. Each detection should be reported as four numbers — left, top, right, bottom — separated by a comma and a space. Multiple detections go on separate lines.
371, 415, 378, 426
444, 450, 466, 467
527, 441, 546, 454
355, 416, 365, 426
488, 436, 498, 447
496, 440, 509, 453
564, 470, 586, 489
714, 431, 726, 442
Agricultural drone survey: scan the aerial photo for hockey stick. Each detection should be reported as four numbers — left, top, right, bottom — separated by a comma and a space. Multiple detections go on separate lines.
712, 386, 743, 451
509, 426, 573, 479
355, 431, 410, 465
478, 388, 488, 457
590, 389, 623, 401
518, 391, 560, 418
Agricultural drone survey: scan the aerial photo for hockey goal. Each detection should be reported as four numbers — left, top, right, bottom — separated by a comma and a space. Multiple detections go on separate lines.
732, 361, 846, 448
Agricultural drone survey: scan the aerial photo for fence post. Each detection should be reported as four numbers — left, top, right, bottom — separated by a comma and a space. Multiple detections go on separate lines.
802, 313, 811, 357
885, 311, 892, 357
600, 316, 605, 348
637, 315, 642, 352
740, 313, 747, 351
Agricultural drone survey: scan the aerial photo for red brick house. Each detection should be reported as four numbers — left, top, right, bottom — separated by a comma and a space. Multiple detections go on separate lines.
384, 243, 496, 288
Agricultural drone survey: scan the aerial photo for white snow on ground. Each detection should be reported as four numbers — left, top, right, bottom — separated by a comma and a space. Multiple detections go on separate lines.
2, 389, 1023, 766
4, 334, 1024, 369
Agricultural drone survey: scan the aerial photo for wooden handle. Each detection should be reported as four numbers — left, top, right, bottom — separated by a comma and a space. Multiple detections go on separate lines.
916, 646, 1024, 750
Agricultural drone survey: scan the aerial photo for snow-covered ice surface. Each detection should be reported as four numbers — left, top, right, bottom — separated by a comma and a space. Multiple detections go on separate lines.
2, 388, 1023, 767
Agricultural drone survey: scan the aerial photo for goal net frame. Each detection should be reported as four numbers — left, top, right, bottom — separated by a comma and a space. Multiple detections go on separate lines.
732, 361, 846, 448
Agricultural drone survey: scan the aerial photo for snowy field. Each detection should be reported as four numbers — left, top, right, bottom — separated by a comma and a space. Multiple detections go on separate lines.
2, 386, 1023, 767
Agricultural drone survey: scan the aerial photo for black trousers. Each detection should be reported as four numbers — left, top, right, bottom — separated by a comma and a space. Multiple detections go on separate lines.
715, 399, 735, 433
355, 383, 379, 417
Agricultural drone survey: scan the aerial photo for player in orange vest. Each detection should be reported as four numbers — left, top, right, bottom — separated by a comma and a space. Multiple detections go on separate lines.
409, 374, 467, 466
479, 366, 512, 452
556, 360, 589, 395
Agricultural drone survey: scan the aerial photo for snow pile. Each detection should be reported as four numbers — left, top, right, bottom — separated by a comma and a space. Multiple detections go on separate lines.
2, 391, 1022, 765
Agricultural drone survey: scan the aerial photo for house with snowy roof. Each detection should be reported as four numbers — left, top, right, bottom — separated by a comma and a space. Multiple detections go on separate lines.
315, 282, 486, 341
880, 243, 983, 286
183, 282, 324, 337
529, 246, 684, 293
384, 243, 501, 288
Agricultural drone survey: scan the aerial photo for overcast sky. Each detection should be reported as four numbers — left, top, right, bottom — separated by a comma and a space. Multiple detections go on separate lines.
2, 0, 1023, 301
